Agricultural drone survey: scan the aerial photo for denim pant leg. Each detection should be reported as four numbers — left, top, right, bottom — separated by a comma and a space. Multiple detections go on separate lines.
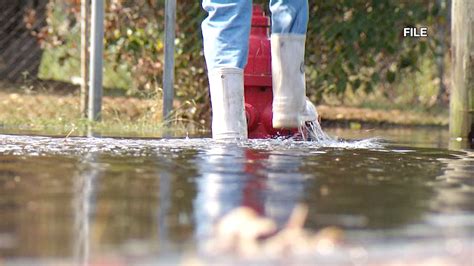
201, 0, 252, 71
269, 0, 308, 34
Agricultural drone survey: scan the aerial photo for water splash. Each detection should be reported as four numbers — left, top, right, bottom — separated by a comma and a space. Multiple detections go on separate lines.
303, 120, 333, 142
0, 127, 383, 157
296, 120, 383, 149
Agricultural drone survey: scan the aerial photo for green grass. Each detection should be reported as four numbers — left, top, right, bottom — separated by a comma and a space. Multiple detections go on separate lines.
1, 113, 203, 138
0, 82, 205, 137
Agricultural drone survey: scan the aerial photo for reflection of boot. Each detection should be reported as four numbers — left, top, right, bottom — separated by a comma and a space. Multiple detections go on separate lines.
271, 34, 307, 128
209, 67, 248, 140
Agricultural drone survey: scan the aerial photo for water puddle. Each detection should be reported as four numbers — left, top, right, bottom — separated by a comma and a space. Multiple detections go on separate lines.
0, 127, 472, 265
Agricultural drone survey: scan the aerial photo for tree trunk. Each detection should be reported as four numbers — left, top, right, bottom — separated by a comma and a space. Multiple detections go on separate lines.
450, 0, 474, 148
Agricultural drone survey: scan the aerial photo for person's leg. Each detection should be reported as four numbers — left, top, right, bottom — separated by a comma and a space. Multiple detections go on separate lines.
269, 0, 310, 128
202, 0, 252, 140
269, 0, 308, 35
202, 0, 252, 70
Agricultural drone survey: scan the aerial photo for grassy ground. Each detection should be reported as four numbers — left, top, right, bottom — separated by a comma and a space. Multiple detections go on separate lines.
0, 81, 205, 137
0, 79, 448, 138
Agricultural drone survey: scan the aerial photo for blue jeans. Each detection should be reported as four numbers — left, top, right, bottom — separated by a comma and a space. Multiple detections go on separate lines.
202, 0, 308, 71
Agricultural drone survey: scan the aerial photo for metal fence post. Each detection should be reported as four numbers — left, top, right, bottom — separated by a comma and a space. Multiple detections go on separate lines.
162, 0, 176, 121
88, 0, 104, 122
81, 0, 90, 118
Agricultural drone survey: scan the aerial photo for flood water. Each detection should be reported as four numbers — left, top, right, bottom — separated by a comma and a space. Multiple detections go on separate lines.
0, 127, 472, 265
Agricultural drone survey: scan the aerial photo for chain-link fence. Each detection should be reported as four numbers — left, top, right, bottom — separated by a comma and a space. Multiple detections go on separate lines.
0, 0, 210, 124
0, 0, 450, 127
0, 0, 48, 81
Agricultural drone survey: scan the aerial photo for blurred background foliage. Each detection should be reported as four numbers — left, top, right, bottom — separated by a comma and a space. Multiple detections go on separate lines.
306, 0, 447, 97
35, 0, 449, 122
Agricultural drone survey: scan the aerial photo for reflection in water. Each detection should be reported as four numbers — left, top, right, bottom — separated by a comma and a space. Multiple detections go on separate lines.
264, 152, 306, 225
157, 170, 172, 248
194, 146, 247, 239
302, 148, 446, 229
433, 151, 474, 212
194, 144, 306, 240
73, 153, 100, 265
0, 133, 472, 264
426, 151, 474, 244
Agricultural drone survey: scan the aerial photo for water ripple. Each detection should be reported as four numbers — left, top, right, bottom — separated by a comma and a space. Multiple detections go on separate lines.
0, 134, 384, 156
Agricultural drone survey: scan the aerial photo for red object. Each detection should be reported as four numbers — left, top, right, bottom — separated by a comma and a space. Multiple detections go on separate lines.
244, 5, 298, 139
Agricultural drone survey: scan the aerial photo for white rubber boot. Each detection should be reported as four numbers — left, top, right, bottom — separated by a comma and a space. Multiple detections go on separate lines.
271, 34, 307, 129
208, 67, 248, 140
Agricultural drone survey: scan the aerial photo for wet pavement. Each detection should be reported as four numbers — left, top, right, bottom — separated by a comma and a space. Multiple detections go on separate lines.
0, 127, 472, 265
